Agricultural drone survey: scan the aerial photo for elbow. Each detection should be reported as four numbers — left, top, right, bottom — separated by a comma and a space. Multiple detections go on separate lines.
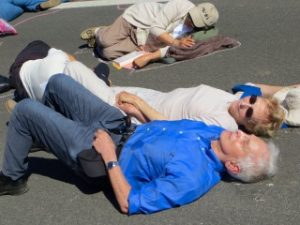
119, 195, 129, 214
120, 203, 129, 214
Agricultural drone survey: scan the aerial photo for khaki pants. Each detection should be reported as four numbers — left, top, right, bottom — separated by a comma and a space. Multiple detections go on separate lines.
96, 16, 140, 60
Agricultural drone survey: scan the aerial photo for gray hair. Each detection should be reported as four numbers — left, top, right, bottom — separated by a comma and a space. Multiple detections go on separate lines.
229, 140, 280, 183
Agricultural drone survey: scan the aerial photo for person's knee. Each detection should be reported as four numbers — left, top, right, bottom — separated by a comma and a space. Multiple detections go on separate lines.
12, 99, 35, 119
96, 30, 111, 48
97, 47, 119, 60
47, 74, 70, 91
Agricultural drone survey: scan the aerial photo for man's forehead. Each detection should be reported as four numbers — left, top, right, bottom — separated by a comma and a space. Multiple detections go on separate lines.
248, 136, 268, 158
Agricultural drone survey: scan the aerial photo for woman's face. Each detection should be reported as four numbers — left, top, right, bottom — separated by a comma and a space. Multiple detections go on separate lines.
228, 96, 269, 128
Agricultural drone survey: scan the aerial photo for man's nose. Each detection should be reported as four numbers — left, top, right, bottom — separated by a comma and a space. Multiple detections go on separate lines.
237, 129, 246, 137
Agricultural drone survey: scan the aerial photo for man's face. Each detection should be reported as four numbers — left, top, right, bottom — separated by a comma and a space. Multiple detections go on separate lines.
217, 130, 268, 164
229, 96, 269, 127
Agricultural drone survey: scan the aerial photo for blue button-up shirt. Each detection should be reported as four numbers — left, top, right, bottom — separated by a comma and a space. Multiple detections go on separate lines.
119, 120, 225, 214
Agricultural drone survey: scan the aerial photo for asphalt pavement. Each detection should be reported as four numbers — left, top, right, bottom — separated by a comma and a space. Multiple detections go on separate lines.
0, 0, 300, 224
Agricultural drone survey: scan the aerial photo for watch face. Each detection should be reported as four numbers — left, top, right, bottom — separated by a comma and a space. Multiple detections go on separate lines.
107, 161, 119, 170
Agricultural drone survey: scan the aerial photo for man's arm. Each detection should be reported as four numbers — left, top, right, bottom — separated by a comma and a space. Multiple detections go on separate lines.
156, 33, 195, 48
254, 83, 300, 97
135, 35, 195, 68
116, 91, 167, 122
93, 130, 131, 214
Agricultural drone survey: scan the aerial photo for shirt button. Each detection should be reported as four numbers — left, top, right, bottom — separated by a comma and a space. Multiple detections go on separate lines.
147, 128, 150, 131
197, 137, 201, 140
201, 147, 205, 151
162, 128, 166, 131
179, 131, 183, 134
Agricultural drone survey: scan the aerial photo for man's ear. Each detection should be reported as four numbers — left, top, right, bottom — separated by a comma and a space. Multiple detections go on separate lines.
225, 161, 240, 174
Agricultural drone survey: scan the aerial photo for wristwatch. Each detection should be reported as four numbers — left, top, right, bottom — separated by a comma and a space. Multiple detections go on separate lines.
106, 161, 119, 170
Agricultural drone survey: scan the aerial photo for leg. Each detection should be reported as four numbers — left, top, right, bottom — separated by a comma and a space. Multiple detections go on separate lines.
63, 61, 114, 102
13, 0, 45, 11
96, 16, 137, 48
98, 37, 140, 60
2, 99, 95, 180
43, 74, 124, 125
95, 16, 139, 59
0, 2, 23, 21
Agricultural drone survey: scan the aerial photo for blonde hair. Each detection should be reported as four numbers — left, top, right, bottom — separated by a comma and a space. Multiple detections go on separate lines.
246, 97, 285, 137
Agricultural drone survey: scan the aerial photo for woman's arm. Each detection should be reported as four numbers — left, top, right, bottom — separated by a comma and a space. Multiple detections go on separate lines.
116, 91, 167, 122
117, 102, 150, 123
255, 83, 300, 97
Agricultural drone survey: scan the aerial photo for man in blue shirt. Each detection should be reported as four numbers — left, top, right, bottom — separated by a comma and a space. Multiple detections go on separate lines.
0, 75, 279, 215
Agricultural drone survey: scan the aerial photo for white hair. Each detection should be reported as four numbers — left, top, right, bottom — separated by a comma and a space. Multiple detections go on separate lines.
229, 140, 280, 183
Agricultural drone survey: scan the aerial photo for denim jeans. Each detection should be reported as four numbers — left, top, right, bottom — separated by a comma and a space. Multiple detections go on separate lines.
2, 74, 124, 180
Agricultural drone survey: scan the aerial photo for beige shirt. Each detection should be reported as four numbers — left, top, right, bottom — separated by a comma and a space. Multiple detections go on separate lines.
122, 0, 195, 57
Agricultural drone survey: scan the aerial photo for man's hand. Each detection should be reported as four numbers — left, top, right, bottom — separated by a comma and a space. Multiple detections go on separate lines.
93, 129, 131, 214
116, 91, 167, 122
116, 91, 139, 107
173, 36, 195, 48
116, 92, 149, 123
92, 130, 117, 163
116, 102, 139, 116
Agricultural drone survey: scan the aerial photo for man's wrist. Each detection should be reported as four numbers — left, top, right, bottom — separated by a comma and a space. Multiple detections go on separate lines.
106, 161, 119, 170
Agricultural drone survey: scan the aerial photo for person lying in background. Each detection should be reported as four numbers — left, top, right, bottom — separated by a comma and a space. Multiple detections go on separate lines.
4, 40, 284, 137
80, 0, 219, 68
0, 0, 67, 22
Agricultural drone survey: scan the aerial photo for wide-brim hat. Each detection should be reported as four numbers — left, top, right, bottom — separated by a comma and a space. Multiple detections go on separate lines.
188, 3, 219, 28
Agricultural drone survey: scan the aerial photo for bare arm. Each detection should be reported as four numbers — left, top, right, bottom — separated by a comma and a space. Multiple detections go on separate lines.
116, 91, 167, 122
135, 35, 196, 68
254, 83, 300, 97
157, 33, 195, 47
133, 50, 161, 69
117, 102, 149, 123
93, 130, 131, 214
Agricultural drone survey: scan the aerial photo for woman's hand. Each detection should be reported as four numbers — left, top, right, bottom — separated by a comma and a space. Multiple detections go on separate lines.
116, 91, 139, 106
